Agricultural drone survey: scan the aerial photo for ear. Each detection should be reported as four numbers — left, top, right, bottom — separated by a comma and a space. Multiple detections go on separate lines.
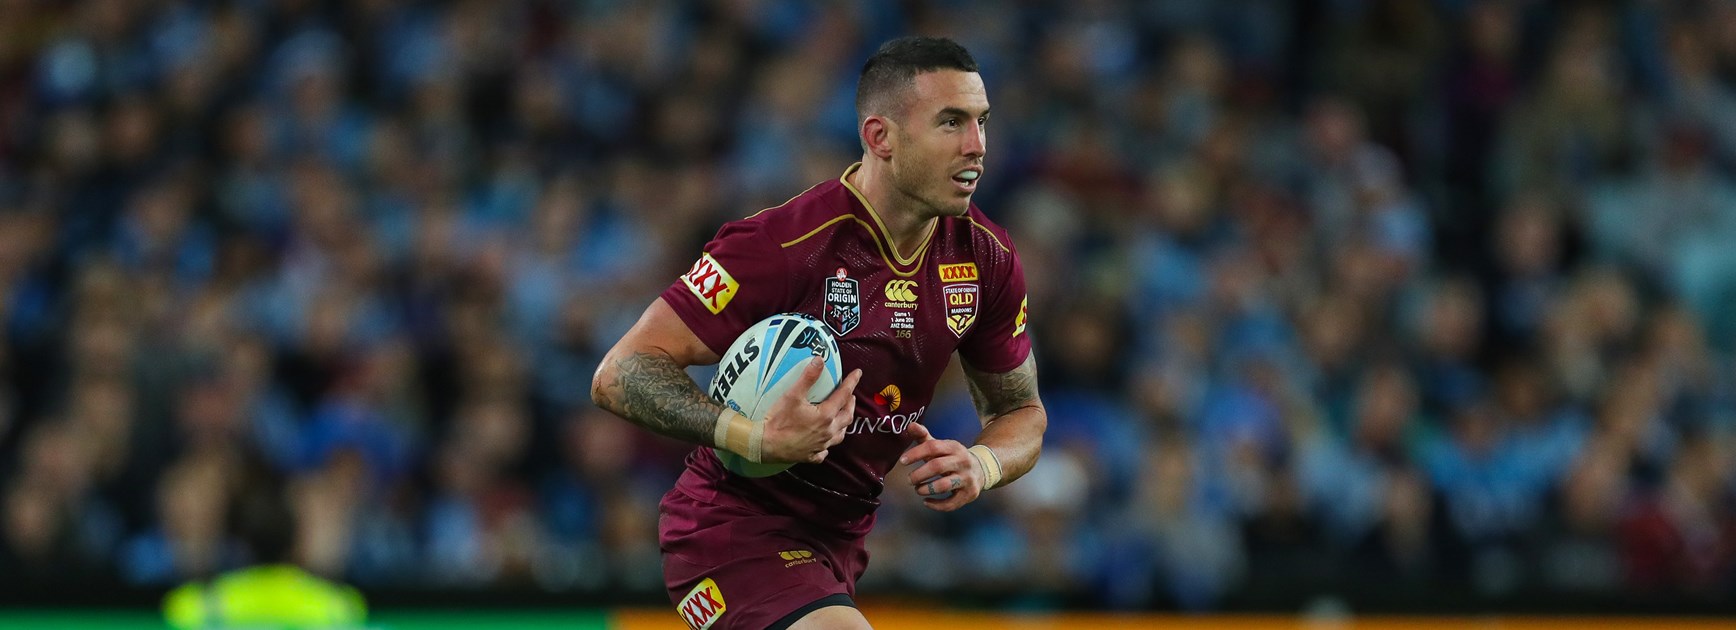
861, 115, 894, 160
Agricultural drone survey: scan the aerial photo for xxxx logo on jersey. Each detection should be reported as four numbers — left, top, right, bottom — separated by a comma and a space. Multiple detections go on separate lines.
678, 577, 726, 629
681, 253, 739, 314
883, 279, 918, 309
939, 262, 978, 283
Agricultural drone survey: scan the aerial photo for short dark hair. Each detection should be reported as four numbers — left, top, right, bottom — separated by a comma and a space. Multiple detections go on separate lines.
856, 37, 979, 122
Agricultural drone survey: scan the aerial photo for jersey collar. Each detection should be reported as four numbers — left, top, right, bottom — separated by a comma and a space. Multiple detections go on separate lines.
839, 162, 937, 271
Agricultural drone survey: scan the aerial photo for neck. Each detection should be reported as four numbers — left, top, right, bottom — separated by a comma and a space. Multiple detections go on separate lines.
848, 159, 936, 260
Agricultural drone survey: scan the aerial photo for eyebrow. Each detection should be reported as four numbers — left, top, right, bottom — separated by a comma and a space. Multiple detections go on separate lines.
935, 106, 991, 121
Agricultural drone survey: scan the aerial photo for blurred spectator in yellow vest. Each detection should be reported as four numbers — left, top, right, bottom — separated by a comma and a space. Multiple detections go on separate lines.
163, 468, 365, 629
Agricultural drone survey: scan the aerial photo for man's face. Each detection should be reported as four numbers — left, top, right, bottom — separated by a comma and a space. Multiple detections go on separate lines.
888, 70, 989, 217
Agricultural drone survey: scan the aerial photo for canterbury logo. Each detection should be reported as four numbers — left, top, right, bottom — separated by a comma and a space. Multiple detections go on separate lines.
884, 280, 918, 303
777, 550, 813, 561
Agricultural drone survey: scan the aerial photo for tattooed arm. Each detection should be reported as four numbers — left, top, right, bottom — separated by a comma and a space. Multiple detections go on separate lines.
961, 352, 1047, 486
590, 298, 727, 446
591, 298, 859, 464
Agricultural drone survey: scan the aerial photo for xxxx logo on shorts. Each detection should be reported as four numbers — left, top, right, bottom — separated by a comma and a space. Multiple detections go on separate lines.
682, 253, 739, 314
678, 577, 727, 629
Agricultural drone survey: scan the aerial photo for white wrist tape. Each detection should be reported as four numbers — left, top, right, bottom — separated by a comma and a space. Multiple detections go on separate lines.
715, 409, 764, 463
968, 444, 1004, 490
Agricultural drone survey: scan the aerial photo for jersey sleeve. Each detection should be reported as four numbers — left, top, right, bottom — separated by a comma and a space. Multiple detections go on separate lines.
957, 239, 1031, 374
660, 220, 790, 357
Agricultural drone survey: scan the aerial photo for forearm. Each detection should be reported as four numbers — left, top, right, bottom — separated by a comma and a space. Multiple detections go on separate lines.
591, 349, 725, 447
972, 407, 1046, 486
962, 353, 1045, 489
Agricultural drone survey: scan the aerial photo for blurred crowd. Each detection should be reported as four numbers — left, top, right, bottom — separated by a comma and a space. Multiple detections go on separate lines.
3, 0, 1736, 612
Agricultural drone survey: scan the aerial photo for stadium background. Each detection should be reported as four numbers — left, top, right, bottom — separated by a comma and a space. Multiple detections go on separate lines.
4, 0, 1736, 627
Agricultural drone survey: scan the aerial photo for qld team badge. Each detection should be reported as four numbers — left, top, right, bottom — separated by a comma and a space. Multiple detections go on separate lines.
823, 268, 860, 335
944, 283, 978, 336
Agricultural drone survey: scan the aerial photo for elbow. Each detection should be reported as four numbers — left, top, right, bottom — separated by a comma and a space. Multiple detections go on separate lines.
1027, 405, 1048, 457
590, 356, 615, 411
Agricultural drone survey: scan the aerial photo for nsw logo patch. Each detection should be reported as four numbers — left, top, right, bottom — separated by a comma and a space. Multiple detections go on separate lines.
823, 268, 860, 335
678, 577, 727, 629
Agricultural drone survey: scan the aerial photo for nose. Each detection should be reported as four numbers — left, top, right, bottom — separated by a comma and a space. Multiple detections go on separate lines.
961, 120, 985, 159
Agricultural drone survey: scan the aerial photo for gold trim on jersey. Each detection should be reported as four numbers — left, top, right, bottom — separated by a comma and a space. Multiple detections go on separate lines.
780, 213, 925, 279
839, 163, 936, 268
966, 216, 1011, 253
745, 180, 825, 219
780, 215, 856, 248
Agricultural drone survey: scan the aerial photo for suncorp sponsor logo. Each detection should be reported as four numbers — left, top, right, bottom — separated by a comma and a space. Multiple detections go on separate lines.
873, 385, 902, 411
846, 405, 926, 435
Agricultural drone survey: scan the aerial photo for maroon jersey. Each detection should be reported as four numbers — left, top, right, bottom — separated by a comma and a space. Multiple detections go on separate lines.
660, 163, 1030, 534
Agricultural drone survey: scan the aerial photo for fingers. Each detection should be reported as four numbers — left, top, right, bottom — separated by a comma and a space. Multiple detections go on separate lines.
916, 473, 965, 497
807, 448, 828, 464
907, 452, 966, 487
784, 356, 825, 398
826, 375, 856, 439
822, 368, 863, 412
923, 487, 971, 512
904, 421, 932, 443
832, 392, 855, 426
900, 437, 956, 468
919, 473, 974, 512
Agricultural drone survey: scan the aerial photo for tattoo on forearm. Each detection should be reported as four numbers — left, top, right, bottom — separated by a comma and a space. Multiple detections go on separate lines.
600, 351, 723, 446
965, 355, 1041, 420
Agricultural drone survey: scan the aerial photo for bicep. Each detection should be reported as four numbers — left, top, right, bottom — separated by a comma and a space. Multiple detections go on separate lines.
962, 352, 1042, 421
604, 297, 721, 368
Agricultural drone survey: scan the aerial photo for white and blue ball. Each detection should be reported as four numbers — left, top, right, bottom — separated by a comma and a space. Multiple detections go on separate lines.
708, 313, 843, 477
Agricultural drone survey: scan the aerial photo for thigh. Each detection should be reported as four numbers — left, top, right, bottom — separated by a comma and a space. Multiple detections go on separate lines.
782, 602, 872, 630
660, 489, 853, 630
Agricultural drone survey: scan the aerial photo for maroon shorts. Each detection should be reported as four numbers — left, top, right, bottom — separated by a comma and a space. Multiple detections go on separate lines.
659, 485, 868, 630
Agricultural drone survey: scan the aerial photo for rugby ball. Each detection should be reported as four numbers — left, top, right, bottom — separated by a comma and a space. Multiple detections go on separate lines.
708, 313, 844, 477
